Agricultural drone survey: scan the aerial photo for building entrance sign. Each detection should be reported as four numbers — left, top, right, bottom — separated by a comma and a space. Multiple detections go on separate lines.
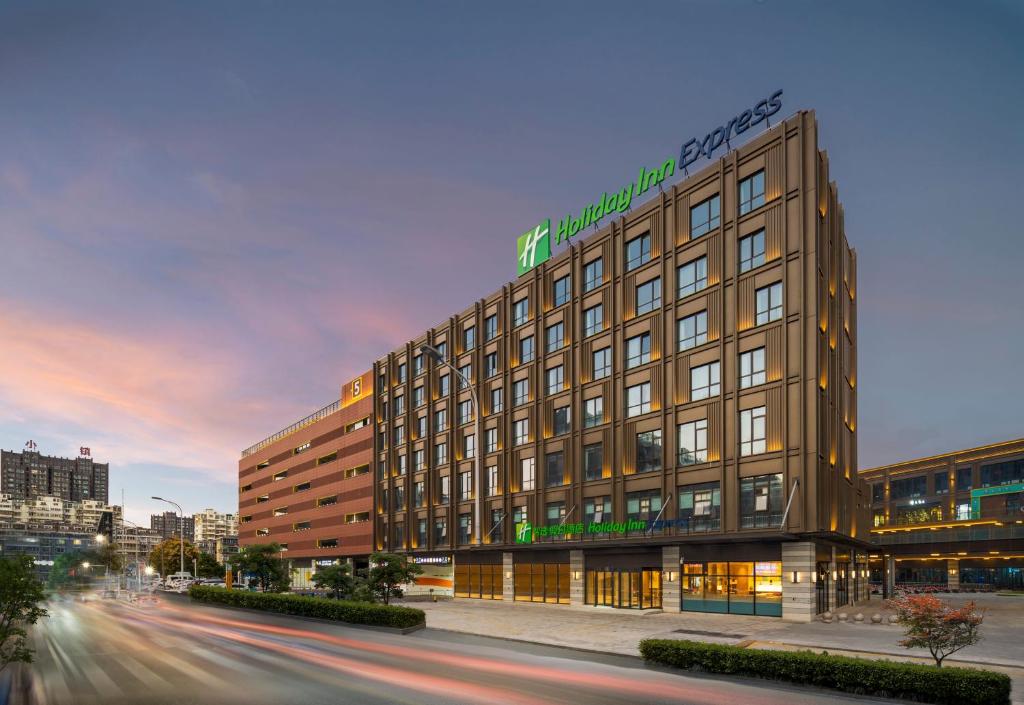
515, 517, 695, 542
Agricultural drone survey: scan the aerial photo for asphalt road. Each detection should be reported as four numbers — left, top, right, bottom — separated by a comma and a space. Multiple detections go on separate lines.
15, 594, 882, 705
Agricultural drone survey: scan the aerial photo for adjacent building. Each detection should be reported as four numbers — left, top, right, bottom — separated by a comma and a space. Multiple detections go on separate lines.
238, 372, 375, 586
194, 508, 238, 544
150, 510, 195, 542
374, 110, 867, 620
862, 437, 1024, 591
1, 449, 109, 503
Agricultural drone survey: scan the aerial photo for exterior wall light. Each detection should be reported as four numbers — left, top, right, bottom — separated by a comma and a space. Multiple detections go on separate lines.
504, 571, 512, 580
790, 571, 800, 584
572, 571, 582, 581
832, 570, 838, 581
662, 571, 677, 582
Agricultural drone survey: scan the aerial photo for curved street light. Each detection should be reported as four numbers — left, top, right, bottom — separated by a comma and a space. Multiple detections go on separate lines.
152, 496, 185, 575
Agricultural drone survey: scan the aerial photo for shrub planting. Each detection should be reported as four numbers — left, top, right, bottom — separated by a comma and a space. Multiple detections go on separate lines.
188, 585, 425, 629
639, 639, 1010, 705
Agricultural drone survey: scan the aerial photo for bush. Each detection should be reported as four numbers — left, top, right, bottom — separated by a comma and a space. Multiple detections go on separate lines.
188, 585, 425, 630
639, 639, 1010, 705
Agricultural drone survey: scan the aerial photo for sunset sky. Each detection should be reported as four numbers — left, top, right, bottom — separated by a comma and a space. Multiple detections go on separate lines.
1, 1, 1022, 525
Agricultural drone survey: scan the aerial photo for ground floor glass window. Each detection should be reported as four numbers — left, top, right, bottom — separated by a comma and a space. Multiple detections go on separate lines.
454, 563, 503, 600
513, 563, 569, 604
681, 561, 781, 616
585, 569, 661, 609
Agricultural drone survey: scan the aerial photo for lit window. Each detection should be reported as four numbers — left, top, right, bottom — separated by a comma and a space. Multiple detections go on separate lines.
520, 457, 535, 491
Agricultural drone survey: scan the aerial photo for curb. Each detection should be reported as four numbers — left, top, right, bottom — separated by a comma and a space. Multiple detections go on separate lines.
745, 639, 1024, 672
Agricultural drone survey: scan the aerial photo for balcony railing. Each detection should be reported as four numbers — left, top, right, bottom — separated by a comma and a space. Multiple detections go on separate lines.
241, 400, 340, 458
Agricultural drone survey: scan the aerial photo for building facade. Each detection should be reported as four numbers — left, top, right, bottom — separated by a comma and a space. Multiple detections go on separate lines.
150, 511, 195, 542
238, 372, 375, 585
193, 508, 238, 544
374, 110, 867, 620
1, 449, 109, 503
862, 438, 1024, 591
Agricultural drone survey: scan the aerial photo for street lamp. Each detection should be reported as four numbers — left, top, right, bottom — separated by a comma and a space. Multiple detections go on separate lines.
152, 496, 185, 575
420, 343, 481, 545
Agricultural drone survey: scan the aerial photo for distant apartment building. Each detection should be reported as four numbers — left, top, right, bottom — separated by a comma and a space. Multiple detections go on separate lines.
1, 448, 109, 503
150, 510, 195, 542
238, 372, 374, 586
862, 437, 1024, 591
193, 508, 238, 543
116, 524, 165, 570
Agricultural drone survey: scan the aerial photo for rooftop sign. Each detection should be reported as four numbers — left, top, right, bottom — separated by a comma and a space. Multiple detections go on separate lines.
516, 89, 783, 274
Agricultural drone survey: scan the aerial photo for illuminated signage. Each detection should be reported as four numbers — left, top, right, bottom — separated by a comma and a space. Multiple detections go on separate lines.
515, 517, 699, 542
409, 555, 452, 565
341, 370, 372, 408
515, 90, 783, 274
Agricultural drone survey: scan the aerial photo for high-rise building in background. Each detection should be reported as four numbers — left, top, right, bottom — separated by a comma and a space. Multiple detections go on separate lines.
193, 508, 238, 544
1, 448, 109, 503
150, 510, 195, 542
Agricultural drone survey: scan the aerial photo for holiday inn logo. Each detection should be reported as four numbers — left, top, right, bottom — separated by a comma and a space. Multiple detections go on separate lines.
516, 220, 551, 276
514, 521, 533, 544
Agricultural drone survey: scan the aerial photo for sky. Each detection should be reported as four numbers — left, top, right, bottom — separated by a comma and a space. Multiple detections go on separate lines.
1, 1, 1022, 525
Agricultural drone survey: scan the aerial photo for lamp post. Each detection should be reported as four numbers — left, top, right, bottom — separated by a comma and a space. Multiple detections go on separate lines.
421, 343, 481, 545
152, 496, 185, 575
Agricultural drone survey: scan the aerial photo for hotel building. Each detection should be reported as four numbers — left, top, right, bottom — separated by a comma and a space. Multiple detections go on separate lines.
237, 373, 375, 583
863, 437, 1024, 591
373, 110, 868, 620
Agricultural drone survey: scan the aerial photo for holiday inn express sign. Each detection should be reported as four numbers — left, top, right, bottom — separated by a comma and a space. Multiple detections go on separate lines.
516, 89, 783, 276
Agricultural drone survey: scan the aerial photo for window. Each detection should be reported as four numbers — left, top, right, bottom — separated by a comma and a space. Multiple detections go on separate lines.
740, 406, 767, 456
678, 311, 708, 351
463, 433, 475, 459
546, 502, 567, 532
739, 347, 766, 388
513, 505, 529, 527
690, 194, 720, 238
485, 352, 498, 378
690, 361, 720, 400
294, 441, 311, 455
546, 365, 564, 394
891, 475, 927, 500
272, 470, 288, 482
377, 461, 386, 480
293, 482, 311, 493
487, 465, 499, 496
553, 405, 570, 435
256, 528, 270, 536
378, 374, 387, 394
414, 481, 425, 507
755, 283, 782, 325
546, 322, 564, 353
393, 485, 405, 510
626, 382, 651, 417
458, 513, 473, 544
463, 326, 475, 350
980, 459, 1024, 488
397, 363, 407, 383
583, 258, 603, 292
459, 471, 473, 501
273, 506, 288, 516
635, 277, 661, 315
956, 467, 972, 491
592, 347, 611, 380
458, 364, 472, 389
625, 233, 651, 271
439, 475, 450, 504
546, 451, 565, 487
678, 482, 721, 532
513, 419, 530, 446
739, 229, 766, 272
316, 452, 337, 466
293, 521, 312, 532
434, 517, 448, 544
413, 354, 424, 376
583, 304, 603, 336
513, 379, 529, 406
396, 454, 407, 476
678, 419, 708, 466
434, 409, 447, 432
436, 373, 449, 397
416, 519, 428, 547
583, 397, 603, 428
436, 342, 447, 358
490, 387, 503, 414
435, 442, 448, 466
392, 522, 406, 550
626, 333, 651, 369
520, 457, 535, 491
584, 443, 603, 481
484, 314, 498, 341
458, 399, 473, 425
513, 298, 529, 327
636, 430, 662, 473
413, 450, 425, 471
394, 395, 405, 415
626, 490, 662, 522
678, 256, 708, 298
415, 416, 426, 438
553, 275, 571, 307
485, 428, 498, 453
738, 170, 765, 215
345, 417, 369, 433
740, 473, 783, 528
413, 386, 425, 408
584, 495, 611, 525
393, 425, 405, 445
519, 336, 535, 364
872, 482, 885, 504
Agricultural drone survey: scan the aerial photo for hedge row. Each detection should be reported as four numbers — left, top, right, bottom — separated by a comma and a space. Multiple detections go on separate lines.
188, 585, 425, 629
639, 639, 1010, 705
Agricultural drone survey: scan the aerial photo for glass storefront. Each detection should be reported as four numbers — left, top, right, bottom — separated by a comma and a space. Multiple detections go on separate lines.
513, 562, 570, 603
585, 569, 662, 609
454, 563, 503, 600
682, 561, 782, 616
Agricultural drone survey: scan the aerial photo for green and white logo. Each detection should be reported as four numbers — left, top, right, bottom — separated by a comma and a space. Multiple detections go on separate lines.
514, 521, 533, 544
516, 220, 551, 276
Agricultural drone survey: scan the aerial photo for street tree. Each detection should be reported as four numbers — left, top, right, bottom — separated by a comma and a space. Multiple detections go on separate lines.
312, 563, 355, 600
0, 556, 48, 673
147, 538, 200, 577
87, 540, 125, 574
366, 552, 423, 605
47, 551, 91, 590
196, 552, 224, 579
235, 543, 290, 592
888, 593, 985, 667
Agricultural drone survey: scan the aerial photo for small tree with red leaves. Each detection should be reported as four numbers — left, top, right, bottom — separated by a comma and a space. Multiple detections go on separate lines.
887, 593, 984, 667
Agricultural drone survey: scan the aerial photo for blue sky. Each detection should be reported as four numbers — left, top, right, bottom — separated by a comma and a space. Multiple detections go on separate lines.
1, 0, 1022, 524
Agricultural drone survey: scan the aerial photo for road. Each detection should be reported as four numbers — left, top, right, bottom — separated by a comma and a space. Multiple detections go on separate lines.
14, 594, 881, 705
